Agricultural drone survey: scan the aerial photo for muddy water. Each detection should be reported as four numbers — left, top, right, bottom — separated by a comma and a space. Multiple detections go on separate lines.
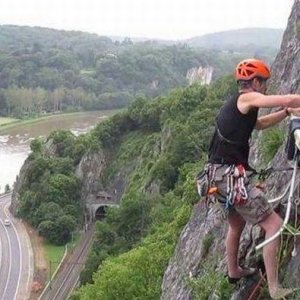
0, 110, 117, 192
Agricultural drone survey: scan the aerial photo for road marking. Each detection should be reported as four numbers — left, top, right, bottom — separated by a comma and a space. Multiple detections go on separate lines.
0, 222, 2, 278
0, 193, 12, 200
0, 212, 12, 299
4, 203, 22, 300
23, 223, 33, 299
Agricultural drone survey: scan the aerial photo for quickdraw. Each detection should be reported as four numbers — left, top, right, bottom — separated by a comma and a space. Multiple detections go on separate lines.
196, 164, 218, 199
224, 164, 248, 208
196, 163, 249, 209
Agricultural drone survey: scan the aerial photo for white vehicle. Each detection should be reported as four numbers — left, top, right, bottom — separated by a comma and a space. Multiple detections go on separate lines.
4, 219, 10, 226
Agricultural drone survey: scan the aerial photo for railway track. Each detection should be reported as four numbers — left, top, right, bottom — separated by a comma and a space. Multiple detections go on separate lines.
40, 227, 94, 300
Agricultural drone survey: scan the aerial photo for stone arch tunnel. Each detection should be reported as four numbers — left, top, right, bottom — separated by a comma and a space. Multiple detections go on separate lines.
86, 191, 119, 223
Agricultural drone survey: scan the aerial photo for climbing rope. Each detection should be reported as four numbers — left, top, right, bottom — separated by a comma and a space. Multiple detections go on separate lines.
255, 157, 300, 251
249, 157, 300, 299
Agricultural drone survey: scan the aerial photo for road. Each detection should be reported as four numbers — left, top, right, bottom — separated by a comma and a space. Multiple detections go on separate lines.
0, 194, 33, 300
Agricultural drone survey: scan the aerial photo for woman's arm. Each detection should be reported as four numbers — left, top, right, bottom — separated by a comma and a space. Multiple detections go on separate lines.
239, 93, 300, 113
255, 108, 289, 130
255, 107, 300, 130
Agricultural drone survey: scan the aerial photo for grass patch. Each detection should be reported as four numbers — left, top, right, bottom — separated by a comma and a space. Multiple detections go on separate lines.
0, 110, 121, 132
80, 69, 95, 75
44, 232, 82, 265
260, 126, 285, 163
44, 242, 66, 280
188, 262, 234, 300
0, 117, 19, 126
44, 232, 82, 281
44, 242, 66, 265
202, 233, 214, 257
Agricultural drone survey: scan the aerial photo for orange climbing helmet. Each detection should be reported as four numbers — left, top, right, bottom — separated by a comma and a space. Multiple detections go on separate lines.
235, 58, 271, 81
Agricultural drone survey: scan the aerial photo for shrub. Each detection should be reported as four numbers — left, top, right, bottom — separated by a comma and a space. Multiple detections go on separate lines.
260, 126, 285, 163
188, 263, 233, 300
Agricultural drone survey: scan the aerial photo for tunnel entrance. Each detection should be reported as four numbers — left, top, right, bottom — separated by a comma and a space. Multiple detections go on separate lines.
95, 205, 107, 220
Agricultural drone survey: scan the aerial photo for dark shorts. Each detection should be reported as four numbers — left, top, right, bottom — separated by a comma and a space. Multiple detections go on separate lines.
212, 165, 273, 224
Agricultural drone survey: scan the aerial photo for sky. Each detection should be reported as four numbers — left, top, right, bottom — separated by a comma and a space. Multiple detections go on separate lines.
0, 0, 295, 40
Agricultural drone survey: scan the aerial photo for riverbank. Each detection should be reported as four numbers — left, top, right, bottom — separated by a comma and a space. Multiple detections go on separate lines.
0, 109, 120, 194
0, 117, 19, 126
0, 110, 120, 133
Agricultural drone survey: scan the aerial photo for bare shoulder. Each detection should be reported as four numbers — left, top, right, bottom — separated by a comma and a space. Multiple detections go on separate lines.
239, 92, 262, 103
238, 92, 263, 113
238, 92, 292, 110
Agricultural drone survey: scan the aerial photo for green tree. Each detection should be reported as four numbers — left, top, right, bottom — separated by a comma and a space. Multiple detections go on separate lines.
44, 174, 79, 207
38, 213, 76, 245
30, 138, 42, 153
4, 184, 10, 193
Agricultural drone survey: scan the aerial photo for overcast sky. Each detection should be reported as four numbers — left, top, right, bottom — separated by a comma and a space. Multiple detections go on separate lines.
0, 0, 294, 40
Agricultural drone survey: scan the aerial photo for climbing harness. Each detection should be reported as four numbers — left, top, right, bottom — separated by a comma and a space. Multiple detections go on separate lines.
196, 162, 293, 206
196, 163, 249, 209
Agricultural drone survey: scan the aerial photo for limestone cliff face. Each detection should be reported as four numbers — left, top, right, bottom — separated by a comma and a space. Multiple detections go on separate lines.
75, 148, 131, 204
186, 66, 213, 85
161, 204, 227, 299
75, 150, 107, 200
10, 156, 32, 215
268, 0, 300, 95
161, 1, 300, 299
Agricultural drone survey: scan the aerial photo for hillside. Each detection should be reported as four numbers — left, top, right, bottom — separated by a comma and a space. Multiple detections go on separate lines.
11, 74, 237, 298
0, 25, 279, 119
0, 25, 208, 115
186, 27, 284, 50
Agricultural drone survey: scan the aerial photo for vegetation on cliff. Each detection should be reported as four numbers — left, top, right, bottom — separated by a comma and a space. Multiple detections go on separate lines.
71, 77, 236, 298
17, 131, 87, 245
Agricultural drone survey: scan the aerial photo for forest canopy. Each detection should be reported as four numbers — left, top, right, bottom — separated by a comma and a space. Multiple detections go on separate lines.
0, 25, 278, 118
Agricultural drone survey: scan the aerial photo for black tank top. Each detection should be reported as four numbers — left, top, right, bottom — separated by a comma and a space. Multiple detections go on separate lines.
208, 93, 258, 168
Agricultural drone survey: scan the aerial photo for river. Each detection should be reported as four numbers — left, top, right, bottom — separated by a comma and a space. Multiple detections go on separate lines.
0, 110, 117, 193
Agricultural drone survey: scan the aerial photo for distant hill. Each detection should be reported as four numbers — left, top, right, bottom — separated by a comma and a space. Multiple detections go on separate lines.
0, 24, 115, 52
0, 25, 283, 52
185, 28, 284, 50
0, 25, 283, 118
